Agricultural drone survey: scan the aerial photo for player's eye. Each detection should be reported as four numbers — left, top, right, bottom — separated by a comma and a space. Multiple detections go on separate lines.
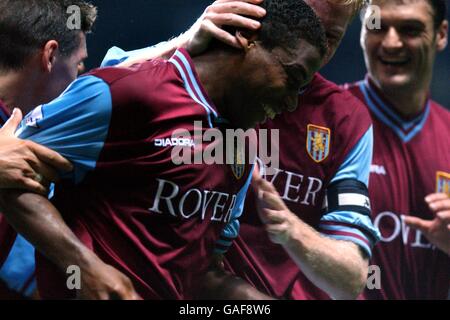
400, 26, 423, 37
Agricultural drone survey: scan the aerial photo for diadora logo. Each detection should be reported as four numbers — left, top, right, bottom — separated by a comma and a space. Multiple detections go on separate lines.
154, 138, 195, 148
370, 164, 387, 176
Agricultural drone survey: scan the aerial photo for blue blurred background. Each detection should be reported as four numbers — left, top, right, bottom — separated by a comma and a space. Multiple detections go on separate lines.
85, 0, 450, 108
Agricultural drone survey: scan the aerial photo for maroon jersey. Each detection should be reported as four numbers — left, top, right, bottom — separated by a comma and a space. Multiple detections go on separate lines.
17, 49, 253, 299
345, 77, 450, 299
224, 74, 379, 299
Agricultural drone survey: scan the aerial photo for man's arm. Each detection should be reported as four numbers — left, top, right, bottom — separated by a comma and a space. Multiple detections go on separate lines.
0, 190, 139, 300
197, 255, 274, 300
103, 0, 265, 67
404, 193, 450, 256
0, 109, 73, 194
1, 76, 141, 300
254, 177, 369, 300
254, 127, 379, 300
198, 165, 275, 300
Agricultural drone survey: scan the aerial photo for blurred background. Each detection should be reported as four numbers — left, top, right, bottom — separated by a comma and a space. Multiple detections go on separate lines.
85, 0, 450, 108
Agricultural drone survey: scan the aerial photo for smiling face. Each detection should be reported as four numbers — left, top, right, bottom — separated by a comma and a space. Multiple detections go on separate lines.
361, 0, 448, 93
230, 39, 324, 128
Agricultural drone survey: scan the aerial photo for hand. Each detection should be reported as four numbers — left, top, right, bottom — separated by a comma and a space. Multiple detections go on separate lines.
0, 108, 73, 195
252, 172, 299, 245
197, 254, 275, 300
404, 193, 450, 255
77, 258, 141, 300
181, 0, 266, 56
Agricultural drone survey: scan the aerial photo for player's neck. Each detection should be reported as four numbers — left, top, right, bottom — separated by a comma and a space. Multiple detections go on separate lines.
383, 88, 429, 118
0, 69, 40, 114
192, 50, 243, 115
370, 77, 430, 118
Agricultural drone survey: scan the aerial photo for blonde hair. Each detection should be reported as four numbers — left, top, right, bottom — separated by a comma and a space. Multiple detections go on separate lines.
328, 0, 369, 11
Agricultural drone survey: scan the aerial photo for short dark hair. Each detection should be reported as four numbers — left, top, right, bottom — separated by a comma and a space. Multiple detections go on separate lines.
429, 0, 448, 29
259, 0, 328, 57
0, 0, 97, 71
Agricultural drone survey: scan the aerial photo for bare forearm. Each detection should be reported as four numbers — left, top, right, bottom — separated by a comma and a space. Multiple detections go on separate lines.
0, 190, 98, 272
284, 219, 368, 300
117, 37, 183, 67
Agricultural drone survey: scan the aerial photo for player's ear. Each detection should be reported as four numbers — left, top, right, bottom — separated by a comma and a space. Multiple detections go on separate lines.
41, 40, 59, 73
436, 20, 448, 52
236, 30, 258, 53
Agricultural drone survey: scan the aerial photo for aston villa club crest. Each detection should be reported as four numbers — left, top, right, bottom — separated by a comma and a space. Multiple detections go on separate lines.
436, 171, 450, 196
306, 124, 331, 163
230, 144, 245, 180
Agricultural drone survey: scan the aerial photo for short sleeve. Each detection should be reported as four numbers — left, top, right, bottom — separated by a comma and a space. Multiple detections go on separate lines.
16, 76, 113, 184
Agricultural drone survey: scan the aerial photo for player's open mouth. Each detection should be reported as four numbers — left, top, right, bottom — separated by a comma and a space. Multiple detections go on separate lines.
379, 56, 411, 66
263, 104, 278, 120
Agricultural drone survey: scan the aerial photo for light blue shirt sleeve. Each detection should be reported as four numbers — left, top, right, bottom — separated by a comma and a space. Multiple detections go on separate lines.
330, 126, 373, 186
16, 75, 113, 184
320, 126, 380, 258
214, 166, 254, 255
0, 235, 36, 297
101, 42, 169, 67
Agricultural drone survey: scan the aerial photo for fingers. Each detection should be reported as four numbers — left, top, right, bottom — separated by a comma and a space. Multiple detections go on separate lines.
261, 208, 285, 224
28, 157, 60, 183
201, 19, 242, 49
253, 179, 287, 222
20, 178, 49, 196
5, 164, 49, 195
403, 216, 432, 234
430, 200, 450, 214
205, 0, 265, 29
265, 220, 290, 245
265, 221, 287, 234
114, 277, 140, 300
251, 168, 263, 190
262, 191, 287, 211
214, 1, 266, 16
215, 0, 264, 4
27, 141, 73, 172
425, 193, 449, 203
436, 211, 450, 224
253, 176, 278, 196
426, 195, 450, 213
0, 108, 23, 136
121, 281, 138, 300
206, 6, 264, 27
198, 0, 266, 51
131, 291, 143, 300
213, 0, 265, 11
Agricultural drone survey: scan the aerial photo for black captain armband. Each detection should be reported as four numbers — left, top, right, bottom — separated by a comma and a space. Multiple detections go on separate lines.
323, 179, 372, 217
